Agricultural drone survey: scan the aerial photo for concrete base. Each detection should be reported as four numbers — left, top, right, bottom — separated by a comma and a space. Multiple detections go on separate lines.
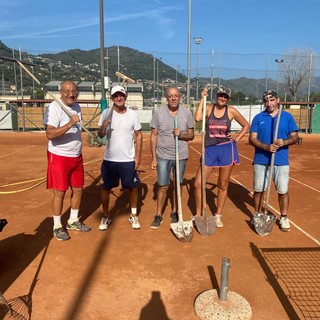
194, 289, 252, 320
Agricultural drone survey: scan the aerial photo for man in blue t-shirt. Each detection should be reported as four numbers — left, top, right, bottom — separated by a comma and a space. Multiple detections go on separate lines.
249, 89, 299, 232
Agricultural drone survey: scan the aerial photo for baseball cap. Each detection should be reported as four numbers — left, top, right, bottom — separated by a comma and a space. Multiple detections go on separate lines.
217, 86, 231, 98
111, 85, 127, 97
263, 89, 278, 100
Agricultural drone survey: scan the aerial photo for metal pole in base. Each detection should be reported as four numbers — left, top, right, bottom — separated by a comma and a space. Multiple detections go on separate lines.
219, 257, 230, 301
194, 257, 252, 320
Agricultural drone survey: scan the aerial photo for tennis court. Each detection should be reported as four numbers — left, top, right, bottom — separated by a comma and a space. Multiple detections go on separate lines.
0, 131, 319, 320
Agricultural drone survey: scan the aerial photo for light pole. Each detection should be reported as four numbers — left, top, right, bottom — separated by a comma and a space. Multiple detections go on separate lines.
105, 49, 110, 78
99, 0, 106, 100
275, 58, 283, 93
153, 55, 156, 107
28, 57, 35, 99
173, 65, 180, 84
156, 58, 162, 106
186, 0, 192, 109
193, 36, 203, 101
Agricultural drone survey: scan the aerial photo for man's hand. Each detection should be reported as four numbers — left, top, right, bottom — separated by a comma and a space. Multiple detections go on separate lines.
151, 159, 157, 170
69, 114, 80, 127
135, 158, 141, 169
274, 139, 285, 147
173, 128, 181, 138
269, 142, 280, 153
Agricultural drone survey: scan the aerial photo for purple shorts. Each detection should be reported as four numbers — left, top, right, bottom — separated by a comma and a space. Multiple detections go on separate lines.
204, 141, 240, 167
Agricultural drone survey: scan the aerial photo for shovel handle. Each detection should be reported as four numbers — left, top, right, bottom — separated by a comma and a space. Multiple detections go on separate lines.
174, 116, 183, 221
264, 104, 283, 214
201, 94, 207, 217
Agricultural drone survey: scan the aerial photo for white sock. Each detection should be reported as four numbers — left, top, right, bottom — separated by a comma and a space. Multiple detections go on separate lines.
69, 209, 79, 223
131, 208, 137, 216
53, 215, 62, 229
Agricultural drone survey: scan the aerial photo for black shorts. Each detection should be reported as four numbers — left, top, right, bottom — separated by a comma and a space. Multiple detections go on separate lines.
101, 160, 140, 190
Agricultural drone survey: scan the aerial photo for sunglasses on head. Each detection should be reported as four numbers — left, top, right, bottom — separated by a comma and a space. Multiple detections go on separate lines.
217, 93, 229, 99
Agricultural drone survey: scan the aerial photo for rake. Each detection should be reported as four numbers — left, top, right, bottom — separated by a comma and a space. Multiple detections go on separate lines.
0, 55, 101, 146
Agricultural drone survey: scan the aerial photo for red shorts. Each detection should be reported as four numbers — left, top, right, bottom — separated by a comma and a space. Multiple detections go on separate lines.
47, 151, 84, 191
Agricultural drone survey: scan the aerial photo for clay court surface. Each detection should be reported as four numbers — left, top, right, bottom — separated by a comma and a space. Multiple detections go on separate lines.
0, 131, 319, 320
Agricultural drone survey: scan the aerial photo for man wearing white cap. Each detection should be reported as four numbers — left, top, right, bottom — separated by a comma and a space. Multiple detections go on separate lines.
97, 85, 143, 230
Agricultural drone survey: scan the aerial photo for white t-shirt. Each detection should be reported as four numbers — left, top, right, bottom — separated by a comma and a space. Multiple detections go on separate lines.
43, 100, 82, 157
98, 107, 141, 162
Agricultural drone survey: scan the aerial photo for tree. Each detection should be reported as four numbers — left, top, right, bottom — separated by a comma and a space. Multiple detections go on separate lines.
230, 91, 246, 105
280, 48, 315, 101
310, 92, 320, 102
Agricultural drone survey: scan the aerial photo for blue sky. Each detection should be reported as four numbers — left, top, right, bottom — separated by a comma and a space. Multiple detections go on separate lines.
1, 0, 319, 78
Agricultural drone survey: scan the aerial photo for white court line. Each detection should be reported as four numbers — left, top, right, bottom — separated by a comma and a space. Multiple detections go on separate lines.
0, 146, 34, 159
239, 154, 320, 193
189, 145, 320, 246
289, 177, 320, 193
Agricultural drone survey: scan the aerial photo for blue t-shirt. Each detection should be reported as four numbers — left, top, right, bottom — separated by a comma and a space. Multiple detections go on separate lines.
250, 110, 298, 165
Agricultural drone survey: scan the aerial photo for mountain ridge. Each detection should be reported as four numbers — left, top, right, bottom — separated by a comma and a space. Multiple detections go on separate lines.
1, 41, 319, 102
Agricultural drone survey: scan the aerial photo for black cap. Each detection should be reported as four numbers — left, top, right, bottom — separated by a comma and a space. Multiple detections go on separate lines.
263, 89, 278, 100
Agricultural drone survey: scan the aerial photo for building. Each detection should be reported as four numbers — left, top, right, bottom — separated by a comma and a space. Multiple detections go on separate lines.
43, 80, 144, 109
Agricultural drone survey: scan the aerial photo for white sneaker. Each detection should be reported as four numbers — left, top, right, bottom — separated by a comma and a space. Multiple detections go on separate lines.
99, 217, 112, 231
215, 214, 224, 228
279, 216, 290, 232
129, 215, 141, 229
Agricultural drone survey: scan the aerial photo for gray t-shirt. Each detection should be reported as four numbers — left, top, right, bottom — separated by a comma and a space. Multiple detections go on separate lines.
150, 105, 194, 160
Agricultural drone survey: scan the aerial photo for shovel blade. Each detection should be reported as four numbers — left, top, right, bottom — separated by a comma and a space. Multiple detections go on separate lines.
170, 220, 194, 243
194, 216, 216, 236
253, 212, 277, 236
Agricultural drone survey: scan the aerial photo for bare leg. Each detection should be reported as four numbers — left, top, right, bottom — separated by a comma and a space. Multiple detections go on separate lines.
278, 192, 289, 216
52, 189, 66, 215
194, 165, 214, 216
70, 187, 83, 210
129, 186, 139, 212
253, 191, 265, 213
216, 166, 233, 215
101, 189, 112, 218
156, 185, 169, 216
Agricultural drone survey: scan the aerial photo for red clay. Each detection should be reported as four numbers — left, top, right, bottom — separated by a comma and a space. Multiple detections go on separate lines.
0, 131, 319, 320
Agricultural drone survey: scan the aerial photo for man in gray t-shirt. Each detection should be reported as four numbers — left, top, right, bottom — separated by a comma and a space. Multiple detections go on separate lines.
150, 87, 194, 229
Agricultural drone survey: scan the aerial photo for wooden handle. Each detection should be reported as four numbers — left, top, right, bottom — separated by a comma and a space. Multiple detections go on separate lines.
115, 71, 135, 85
264, 104, 283, 213
201, 94, 207, 217
174, 116, 183, 220
15, 60, 95, 139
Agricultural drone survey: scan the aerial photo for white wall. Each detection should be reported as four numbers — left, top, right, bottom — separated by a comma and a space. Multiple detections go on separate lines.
231, 105, 263, 131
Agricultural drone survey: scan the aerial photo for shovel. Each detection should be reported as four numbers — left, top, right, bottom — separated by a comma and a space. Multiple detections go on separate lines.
194, 93, 216, 235
253, 104, 283, 236
170, 116, 193, 242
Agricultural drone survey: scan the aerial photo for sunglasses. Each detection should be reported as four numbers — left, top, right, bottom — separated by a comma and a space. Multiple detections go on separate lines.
61, 90, 78, 96
217, 94, 229, 99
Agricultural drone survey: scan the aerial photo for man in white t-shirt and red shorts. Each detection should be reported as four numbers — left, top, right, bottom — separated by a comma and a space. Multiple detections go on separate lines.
43, 80, 91, 241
